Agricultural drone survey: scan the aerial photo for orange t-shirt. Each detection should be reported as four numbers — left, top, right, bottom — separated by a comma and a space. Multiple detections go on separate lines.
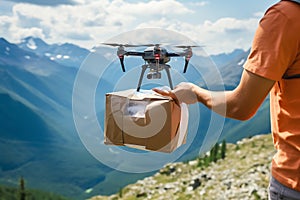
244, 0, 300, 191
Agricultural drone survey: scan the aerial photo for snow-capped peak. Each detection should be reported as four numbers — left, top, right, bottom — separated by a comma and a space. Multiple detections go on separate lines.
237, 58, 245, 66
26, 38, 37, 50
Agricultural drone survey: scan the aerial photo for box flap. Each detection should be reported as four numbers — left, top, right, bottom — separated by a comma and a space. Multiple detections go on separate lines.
107, 89, 171, 101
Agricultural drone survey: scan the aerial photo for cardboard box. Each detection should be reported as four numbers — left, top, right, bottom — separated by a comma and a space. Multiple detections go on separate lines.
104, 89, 188, 153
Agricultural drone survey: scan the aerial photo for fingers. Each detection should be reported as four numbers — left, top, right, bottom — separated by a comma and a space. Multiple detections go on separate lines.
152, 88, 171, 96
153, 88, 180, 105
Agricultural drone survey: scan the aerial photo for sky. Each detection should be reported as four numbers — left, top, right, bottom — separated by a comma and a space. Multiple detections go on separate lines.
0, 0, 278, 55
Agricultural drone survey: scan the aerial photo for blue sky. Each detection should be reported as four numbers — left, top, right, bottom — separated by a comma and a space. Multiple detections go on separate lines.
0, 0, 278, 54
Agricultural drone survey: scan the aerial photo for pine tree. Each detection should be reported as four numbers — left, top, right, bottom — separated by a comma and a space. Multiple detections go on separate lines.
213, 143, 219, 162
209, 143, 220, 163
19, 176, 26, 200
221, 140, 226, 159
209, 145, 215, 163
203, 154, 210, 167
119, 187, 123, 198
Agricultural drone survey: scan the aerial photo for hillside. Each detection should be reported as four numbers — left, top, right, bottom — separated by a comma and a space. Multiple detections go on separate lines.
91, 134, 275, 200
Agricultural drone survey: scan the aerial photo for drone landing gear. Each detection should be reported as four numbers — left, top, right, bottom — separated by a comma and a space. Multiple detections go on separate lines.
137, 64, 173, 92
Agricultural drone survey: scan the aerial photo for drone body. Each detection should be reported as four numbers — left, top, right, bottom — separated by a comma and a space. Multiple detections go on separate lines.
103, 43, 198, 91
143, 46, 171, 64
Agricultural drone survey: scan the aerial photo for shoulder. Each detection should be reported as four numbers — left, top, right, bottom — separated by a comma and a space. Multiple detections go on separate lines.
264, 1, 300, 22
244, 1, 300, 81
258, 1, 300, 41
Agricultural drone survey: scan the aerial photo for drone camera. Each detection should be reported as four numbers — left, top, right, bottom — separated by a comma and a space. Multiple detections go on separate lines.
147, 71, 161, 79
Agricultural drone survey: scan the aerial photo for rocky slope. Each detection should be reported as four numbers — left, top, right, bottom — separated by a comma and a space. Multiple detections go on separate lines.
90, 134, 276, 200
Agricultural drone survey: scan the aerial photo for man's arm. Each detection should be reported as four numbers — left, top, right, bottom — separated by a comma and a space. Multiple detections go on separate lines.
153, 69, 275, 121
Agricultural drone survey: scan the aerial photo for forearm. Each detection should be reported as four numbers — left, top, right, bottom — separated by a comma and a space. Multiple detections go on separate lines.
193, 69, 275, 120
194, 86, 258, 121
153, 70, 274, 120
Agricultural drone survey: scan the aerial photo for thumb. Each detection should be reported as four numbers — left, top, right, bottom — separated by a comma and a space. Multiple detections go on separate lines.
152, 88, 172, 96
152, 88, 179, 105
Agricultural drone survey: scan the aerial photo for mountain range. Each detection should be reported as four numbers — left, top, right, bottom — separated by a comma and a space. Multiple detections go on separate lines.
0, 37, 271, 199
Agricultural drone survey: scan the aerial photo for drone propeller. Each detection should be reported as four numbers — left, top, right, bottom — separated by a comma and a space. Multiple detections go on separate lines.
102, 43, 148, 72
142, 43, 162, 47
102, 43, 143, 47
174, 45, 201, 48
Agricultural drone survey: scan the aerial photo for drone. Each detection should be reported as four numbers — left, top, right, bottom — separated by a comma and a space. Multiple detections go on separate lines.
102, 43, 199, 91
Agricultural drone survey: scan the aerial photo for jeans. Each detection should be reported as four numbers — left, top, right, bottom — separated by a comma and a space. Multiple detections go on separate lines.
269, 176, 300, 200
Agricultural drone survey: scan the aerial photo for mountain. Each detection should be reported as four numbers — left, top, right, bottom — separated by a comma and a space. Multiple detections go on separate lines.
0, 37, 113, 199
202, 49, 249, 90
0, 37, 157, 199
18, 36, 90, 68
91, 134, 275, 200
219, 49, 250, 89
0, 37, 271, 199
0, 37, 76, 138
208, 48, 271, 144
210, 48, 246, 69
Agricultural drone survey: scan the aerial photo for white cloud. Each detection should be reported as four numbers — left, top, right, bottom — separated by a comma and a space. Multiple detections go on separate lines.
203, 17, 258, 33
188, 1, 209, 7
0, 0, 262, 54
8, 0, 77, 6
136, 16, 260, 54
0, 15, 13, 30
111, 0, 193, 16
254, 11, 265, 18
0, 0, 194, 49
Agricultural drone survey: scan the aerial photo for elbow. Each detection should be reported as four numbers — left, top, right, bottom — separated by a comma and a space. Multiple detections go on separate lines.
234, 113, 254, 121
226, 107, 256, 121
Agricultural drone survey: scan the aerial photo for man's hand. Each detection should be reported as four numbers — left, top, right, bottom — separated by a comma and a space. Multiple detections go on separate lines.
153, 82, 199, 104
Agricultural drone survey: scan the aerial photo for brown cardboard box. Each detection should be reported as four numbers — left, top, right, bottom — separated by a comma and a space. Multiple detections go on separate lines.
104, 89, 187, 153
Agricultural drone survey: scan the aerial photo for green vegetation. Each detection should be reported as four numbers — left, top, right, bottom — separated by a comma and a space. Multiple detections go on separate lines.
197, 140, 227, 168
19, 176, 26, 200
0, 177, 69, 200
90, 134, 275, 200
221, 140, 226, 159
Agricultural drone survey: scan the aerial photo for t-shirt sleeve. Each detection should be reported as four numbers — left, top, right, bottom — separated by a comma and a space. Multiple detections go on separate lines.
243, 5, 298, 81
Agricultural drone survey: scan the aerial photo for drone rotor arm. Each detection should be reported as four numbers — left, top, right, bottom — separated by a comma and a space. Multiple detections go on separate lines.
183, 58, 189, 73
166, 52, 182, 57
116, 47, 127, 72
183, 49, 193, 73
117, 55, 125, 72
